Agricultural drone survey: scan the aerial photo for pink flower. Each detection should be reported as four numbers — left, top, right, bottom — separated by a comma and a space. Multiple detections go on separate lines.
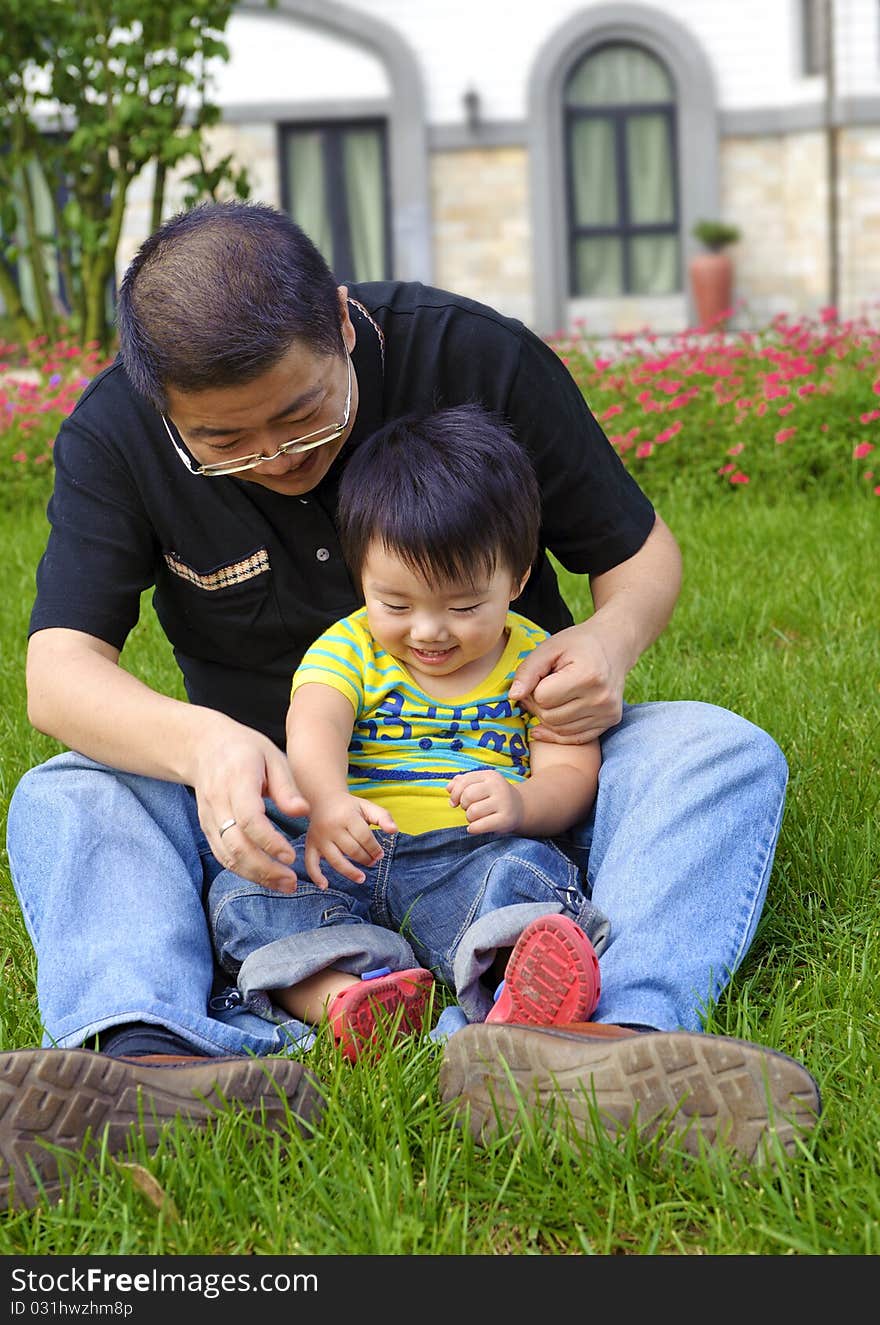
853, 442, 875, 459
717, 463, 735, 474
859, 410, 880, 424
654, 421, 682, 444
11, 451, 26, 462
777, 403, 796, 415
727, 442, 745, 456
775, 427, 797, 444
874, 485, 880, 496
730, 471, 750, 485
635, 441, 654, 459
600, 403, 625, 420
873, 380, 880, 396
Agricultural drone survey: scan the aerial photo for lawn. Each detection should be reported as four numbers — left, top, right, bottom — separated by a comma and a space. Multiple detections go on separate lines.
0, 315, 877, 1256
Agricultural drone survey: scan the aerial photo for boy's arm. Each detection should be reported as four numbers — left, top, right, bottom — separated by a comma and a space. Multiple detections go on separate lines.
286, 682, 397, 887
517, 738, 600, 835
286, 682, 356, 807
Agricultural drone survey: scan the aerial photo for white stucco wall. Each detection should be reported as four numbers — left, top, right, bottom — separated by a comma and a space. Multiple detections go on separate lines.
216, 0, 879, 122
210, 12, 389, 103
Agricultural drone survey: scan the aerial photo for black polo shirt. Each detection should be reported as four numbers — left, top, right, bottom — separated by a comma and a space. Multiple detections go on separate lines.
30, 281, 655, 749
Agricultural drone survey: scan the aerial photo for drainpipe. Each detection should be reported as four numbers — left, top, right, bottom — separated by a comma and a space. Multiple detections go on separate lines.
825, 0, 840, 311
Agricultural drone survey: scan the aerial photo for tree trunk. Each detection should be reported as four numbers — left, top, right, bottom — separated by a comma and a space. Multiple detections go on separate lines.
0, 260, 36, 343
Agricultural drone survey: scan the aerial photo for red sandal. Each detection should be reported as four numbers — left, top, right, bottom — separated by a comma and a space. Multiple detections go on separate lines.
485, 914, 600, 1026
328, 966, 435, 1062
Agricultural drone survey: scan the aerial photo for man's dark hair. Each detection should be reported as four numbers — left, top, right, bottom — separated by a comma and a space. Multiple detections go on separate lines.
117, 201, 344, 410
337, 404, 541, 591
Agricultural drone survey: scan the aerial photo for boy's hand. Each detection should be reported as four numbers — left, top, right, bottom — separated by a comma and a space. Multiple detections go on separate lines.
304, 794, 397, 889
447, 769, 524, 835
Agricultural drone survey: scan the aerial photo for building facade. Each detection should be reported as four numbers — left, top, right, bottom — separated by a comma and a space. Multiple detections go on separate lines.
27, 1, 880, 336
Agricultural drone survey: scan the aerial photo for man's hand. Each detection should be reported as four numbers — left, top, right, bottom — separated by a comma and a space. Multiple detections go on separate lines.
193, 726, 309, 893
304, 794, 398, 889
447, 769, 524, 835
508, 620, 625, 744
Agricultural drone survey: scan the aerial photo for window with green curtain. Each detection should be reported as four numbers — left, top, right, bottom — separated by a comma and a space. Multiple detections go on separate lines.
280, 120, 391, 282
564, 42, 680, 297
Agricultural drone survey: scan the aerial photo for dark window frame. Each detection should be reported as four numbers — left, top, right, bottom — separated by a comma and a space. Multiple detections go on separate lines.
278, 117, 393, 282
563, 43, 681, 298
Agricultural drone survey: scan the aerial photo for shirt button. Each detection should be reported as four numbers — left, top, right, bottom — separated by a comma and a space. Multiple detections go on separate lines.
316, 547, 330, 562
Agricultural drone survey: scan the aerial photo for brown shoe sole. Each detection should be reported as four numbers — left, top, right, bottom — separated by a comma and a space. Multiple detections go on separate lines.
0, 1048, 325, 1210
439, 1024, 821, 1164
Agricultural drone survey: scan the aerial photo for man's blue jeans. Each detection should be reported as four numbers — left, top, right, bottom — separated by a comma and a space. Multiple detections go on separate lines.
5, 700, 787, 1055
209, 826, 612, 1025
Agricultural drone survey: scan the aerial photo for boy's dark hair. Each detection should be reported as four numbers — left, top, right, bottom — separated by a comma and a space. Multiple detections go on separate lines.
117, 201, 344, 411
337, 404, 541, 591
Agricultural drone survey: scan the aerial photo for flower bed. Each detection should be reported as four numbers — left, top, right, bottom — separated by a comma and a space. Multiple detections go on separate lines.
549, 307, 880, 501
0, 333, 113, 509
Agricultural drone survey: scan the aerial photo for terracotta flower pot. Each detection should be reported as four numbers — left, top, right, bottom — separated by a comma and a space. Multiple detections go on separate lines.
689, 251, 734, 329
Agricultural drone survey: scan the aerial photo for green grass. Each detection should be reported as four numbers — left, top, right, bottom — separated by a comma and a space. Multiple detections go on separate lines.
0, 485, 877, 1256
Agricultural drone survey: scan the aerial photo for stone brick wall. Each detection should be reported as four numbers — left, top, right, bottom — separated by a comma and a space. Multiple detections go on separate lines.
430, 147, 533, 322
720, 132, 829, 324
720, 128, 880, 325
838, 126, 880, 319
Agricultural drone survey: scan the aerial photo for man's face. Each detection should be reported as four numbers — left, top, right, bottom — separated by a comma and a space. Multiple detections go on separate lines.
163, 295, 358, 496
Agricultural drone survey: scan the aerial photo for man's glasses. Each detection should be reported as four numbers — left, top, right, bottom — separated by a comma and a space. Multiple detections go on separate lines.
161, 351, 353, 478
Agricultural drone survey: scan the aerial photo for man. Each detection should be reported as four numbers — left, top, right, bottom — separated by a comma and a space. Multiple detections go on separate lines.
4, 201, 820, 1208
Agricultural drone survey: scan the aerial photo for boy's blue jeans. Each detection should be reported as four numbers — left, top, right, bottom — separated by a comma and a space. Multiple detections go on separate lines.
208, 825, 612, 1026
5, 701, 788, 1055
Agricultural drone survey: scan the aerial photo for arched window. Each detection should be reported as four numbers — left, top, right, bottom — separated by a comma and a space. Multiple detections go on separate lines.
564, 43, 680, 298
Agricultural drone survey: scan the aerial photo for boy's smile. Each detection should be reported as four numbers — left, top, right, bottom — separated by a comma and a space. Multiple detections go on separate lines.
361, 541, 527, 694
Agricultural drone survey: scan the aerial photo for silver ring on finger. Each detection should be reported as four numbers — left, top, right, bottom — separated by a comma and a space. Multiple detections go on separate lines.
219, 817, 237, 838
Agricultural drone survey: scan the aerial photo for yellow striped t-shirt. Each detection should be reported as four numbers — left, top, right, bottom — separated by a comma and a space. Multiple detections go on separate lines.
290, 608, 548, 834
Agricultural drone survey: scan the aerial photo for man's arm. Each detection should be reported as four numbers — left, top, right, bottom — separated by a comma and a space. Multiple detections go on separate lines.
509, 514, 682, 744
26, 627, 305, 890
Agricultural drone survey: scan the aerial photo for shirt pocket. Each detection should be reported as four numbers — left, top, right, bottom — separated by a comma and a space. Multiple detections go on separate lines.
154, 546, 283, 667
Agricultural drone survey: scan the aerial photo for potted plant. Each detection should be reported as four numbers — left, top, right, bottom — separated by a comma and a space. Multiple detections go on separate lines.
689, 219, 741, 329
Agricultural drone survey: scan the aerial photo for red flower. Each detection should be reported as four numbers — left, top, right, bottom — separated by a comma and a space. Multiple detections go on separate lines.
654, 421, 682, 444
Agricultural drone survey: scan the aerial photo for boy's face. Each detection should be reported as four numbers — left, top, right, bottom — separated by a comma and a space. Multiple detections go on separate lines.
361, 540, 525, 687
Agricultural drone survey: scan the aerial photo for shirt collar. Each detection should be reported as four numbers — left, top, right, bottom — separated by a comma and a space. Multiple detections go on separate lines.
345, 295, 385, 448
